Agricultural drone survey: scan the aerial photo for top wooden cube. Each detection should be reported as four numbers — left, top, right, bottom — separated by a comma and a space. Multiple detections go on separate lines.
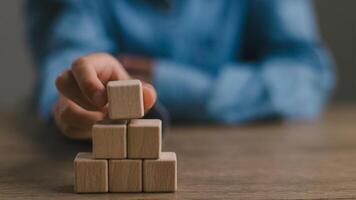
107, 80, 144, 119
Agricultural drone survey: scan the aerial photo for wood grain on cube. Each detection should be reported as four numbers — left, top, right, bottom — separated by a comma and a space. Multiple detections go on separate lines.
128, 119, 161, 159
74, 152, 108, 193
143, 152, 177, 192
107, 80, 144, 119
109, 160, 142, 192
92, 122, 127, 159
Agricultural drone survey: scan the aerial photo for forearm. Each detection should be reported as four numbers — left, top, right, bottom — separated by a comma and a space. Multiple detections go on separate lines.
153, 59, 212, 121
153, 47, 334, 124
25, 0, 115, 119
152, 59, 275, 123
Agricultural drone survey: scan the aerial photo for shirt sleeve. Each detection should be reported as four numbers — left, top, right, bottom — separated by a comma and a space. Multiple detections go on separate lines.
25, 0, 117, 119
153, 0, 335, 123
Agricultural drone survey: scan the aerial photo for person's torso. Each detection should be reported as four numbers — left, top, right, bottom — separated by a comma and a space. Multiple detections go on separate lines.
103, 0, 248, 72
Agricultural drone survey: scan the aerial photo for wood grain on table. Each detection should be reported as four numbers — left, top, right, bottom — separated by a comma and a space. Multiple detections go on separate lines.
0, 105, 356, 200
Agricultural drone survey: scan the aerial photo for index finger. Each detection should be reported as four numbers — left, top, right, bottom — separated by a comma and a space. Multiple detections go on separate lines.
71, 53, 130, 107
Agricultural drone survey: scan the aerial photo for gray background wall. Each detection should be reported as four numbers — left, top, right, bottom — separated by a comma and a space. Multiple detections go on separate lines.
0, 0, 355, 112
314, 0, 356, 103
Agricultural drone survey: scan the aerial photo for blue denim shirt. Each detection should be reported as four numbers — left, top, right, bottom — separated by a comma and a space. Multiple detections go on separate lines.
25, 0, 335, 123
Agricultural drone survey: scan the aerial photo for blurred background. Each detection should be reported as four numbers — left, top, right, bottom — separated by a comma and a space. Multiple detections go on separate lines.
0, 0, 355, 112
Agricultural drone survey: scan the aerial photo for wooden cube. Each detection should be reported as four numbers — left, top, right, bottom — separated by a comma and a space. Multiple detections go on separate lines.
92, 122, 127, 159
109, 160, 142, 192
74, 152, 108, 193
107, 80, 144, 119
143, 152, 177, 192
128, 119, 161, 159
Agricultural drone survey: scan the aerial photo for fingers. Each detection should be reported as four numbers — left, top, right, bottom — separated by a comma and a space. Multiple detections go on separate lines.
53, 96, 106, 140
61, 99, 105, 128
54, 81, 156, 140
56, 53, 157, 125
142, 83, 157, 111
56, 70, 99, 111
70, 53, 130, 107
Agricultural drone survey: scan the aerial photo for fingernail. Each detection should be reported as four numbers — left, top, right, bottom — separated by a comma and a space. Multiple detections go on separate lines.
93, 91, 106, 106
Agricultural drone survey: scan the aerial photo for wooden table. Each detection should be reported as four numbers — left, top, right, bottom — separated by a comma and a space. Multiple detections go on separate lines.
1, 105, 356, 199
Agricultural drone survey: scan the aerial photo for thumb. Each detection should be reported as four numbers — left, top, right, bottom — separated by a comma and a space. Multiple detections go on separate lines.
142, 82, 157, 111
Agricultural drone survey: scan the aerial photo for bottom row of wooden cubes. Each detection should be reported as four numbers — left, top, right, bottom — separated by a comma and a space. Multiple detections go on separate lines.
74, 152, 177, 193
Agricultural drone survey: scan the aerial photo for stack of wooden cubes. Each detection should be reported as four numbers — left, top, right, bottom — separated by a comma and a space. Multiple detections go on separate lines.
74, 80, 177, 193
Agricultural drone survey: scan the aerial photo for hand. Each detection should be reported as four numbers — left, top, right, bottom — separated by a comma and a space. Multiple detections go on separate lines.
54, 53, 157, 140
118, 54, 153, 83
53, 95, 106, 140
